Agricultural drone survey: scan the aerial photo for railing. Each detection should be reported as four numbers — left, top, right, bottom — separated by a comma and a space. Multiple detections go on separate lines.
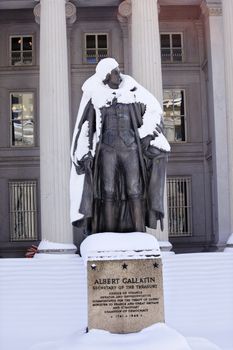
85, 49, 108, 63
167, 177, 192, 237
9, 181, 38, 241
11, 51, 33, 65
161, 48, 183, 62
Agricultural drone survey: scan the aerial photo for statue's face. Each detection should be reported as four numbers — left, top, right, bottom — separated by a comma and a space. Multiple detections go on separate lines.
105, 67, 122, 89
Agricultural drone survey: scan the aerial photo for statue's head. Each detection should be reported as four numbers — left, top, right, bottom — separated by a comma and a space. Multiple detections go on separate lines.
95, 58, 122, 89
103, 67, 122, 89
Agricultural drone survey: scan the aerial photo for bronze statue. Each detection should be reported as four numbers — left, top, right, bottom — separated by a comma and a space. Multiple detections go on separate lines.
70, 58, 170, 234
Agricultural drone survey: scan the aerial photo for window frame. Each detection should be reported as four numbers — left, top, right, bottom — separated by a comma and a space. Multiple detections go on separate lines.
160, 32, 184, 63
9, 34, 34, 66
163, 88, 187, 143
9, 91, 36, 148
84, 33, 109, 64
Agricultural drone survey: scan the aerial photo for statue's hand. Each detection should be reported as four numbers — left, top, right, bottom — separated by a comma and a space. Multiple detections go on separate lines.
74, 152, 93, 175
141, 123, 164, 151
141, 134, 155, 150
153, 123, 163, 137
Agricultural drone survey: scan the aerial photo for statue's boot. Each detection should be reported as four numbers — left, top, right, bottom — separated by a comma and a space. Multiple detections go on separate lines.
130, 198, 146, 232
104, 200, 116, 232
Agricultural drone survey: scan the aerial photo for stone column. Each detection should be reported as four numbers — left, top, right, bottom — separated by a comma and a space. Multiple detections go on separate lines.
201, 1, 231, 248
118, 0, 170, 246
221, 0, 233, 246
117, 11, 131, 75
131, 0, 163, 105
34, 0, 76, 244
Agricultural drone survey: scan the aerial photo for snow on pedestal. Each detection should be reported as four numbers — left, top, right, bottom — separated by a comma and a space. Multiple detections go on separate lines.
80, 232, 161, 263
1, 250, 230, 350
81, 232, 164, 333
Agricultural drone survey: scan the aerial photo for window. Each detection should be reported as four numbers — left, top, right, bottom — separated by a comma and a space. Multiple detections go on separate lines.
163, 89, 186, 142
9, 181, 38, 241
160, 33, 183, 63
10, 92, 35, 147
84, 34, 108, 64
167, 177, 192, 237
10, 35, 33, 66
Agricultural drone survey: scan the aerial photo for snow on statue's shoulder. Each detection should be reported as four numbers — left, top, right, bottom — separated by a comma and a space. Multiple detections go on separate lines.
121, 75, 171, 153
80, 232, 161, 264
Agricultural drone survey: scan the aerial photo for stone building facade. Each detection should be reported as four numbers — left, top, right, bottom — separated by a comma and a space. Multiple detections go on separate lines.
0, 0, 232, 257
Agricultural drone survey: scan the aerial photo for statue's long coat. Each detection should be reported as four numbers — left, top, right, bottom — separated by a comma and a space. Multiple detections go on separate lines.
70, 72, 170, 233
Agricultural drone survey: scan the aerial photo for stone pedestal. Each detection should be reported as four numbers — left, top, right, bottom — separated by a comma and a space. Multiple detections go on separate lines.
81, 232, 164, 334
88, 257, 164, 333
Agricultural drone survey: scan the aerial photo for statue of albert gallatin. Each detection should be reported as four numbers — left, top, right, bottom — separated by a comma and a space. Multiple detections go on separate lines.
70, 58, 170, 234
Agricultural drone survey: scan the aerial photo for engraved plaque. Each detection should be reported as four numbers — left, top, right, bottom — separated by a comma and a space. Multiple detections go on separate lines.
88, 258, 164, 334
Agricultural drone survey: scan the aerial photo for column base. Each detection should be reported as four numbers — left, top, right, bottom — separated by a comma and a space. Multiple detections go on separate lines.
159, 241, 173, 253
224, 233, 233, 252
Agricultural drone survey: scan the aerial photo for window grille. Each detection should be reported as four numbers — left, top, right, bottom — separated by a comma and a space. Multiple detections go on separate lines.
9, 181, 38, 241
160, 33, 183, 63
167, 177, 192, 237
10, 92, 35, 147
163, 89, 186, 142
10, 36, 33, 66
85, 33, 108, 64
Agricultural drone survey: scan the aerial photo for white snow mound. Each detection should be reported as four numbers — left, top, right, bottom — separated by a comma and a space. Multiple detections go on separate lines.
80, 232, 161, 263
38, 240, 77, 251
34, 240, 77, 259
30, 323, 192, 350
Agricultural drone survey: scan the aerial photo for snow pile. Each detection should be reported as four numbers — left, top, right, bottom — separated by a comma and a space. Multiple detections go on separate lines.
37, 240, 77, 252
187, 338, 222, 350
30, 323, 223, 350
34, 240, 77, 258
80, 232, 161, 263
30, 323, 192, 350
0, 258, 87, 350
0, 252, 232, 350
163, 253, 233, 349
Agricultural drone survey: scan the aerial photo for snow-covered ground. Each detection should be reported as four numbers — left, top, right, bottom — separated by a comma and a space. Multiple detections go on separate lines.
0, 251, 232, 350
30, 323, 222, 350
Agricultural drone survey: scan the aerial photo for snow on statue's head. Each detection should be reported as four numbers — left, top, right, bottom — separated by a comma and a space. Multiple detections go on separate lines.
95, 58, 119, 81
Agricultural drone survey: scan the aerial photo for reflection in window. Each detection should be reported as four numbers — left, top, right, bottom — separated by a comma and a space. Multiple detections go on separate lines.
160, 33, 183, 63
9, 181, 38, 241
10, 36, 33, 66
85, 34, 108, 64
163, 89, 186, 142
11, 92, 34, 147
167, 177, 192, 237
